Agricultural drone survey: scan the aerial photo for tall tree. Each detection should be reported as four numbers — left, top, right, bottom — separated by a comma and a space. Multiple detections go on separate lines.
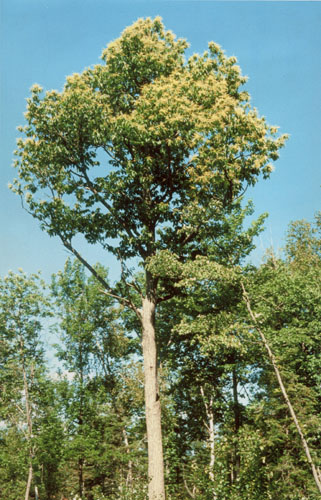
0, 270, 50, 500
11, 17, 287, 499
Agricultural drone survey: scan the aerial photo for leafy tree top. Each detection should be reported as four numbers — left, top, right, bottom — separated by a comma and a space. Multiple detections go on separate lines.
11, 17, 287, 269
0, 270, 49, 353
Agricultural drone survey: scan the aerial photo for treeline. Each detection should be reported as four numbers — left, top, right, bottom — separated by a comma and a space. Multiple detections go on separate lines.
1, 214, 320, 500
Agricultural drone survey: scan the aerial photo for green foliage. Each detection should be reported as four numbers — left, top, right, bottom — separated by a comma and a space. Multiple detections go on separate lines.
50, 259, 146, 499
11, 17, 286, 272
0, 270, 58, 500
11, 15, 321, 500
152, 214, 321, 499
1, 222, 320, 499
235, 215, 321, 499
0, 428, 29, 500
51, 258, 131, 373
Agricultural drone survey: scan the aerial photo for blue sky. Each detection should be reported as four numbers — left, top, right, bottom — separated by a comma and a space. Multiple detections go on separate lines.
1, 0, 320, 283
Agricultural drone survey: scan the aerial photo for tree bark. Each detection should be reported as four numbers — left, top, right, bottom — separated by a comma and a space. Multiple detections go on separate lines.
200, 386, 216, 498
232, 367, 240, 482
241, 282, 321, 496
123, 428, 133, 490
208, 401, 215, 485
25, 463, 33, 500
141, 271, 165, 500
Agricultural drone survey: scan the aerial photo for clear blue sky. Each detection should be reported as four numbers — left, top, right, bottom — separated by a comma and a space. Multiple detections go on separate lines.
1, 0, 320, 282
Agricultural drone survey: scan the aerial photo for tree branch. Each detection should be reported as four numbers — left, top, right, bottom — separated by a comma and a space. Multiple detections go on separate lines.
183, 477, 196, 499
61, 238, 141, 318
80, 170, 148, 258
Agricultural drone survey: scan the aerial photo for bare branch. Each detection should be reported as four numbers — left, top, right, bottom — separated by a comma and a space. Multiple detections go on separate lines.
102, 145, 117, 161
183, 477, 196, 499
14, 402, 25, 417
61, 237, 142, 318
99, 288, 141, 318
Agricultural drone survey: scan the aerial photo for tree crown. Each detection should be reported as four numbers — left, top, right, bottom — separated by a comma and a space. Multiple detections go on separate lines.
11, 17, 287, 266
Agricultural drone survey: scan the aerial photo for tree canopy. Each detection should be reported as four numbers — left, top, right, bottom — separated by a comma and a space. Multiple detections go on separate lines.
12, 17, 286, 270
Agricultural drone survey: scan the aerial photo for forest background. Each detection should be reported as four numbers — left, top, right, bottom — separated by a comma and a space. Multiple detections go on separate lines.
0, 1, 321, 500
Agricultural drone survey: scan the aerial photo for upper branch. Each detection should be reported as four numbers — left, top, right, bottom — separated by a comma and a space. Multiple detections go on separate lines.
62, 237, 142, 318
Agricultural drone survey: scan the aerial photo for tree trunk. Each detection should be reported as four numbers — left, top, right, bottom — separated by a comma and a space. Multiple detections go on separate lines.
21, 338, 34, 500
232, 367, 240, 482
200, 386, 216, 498
123, 428, 133, 490
241, 282, 321, 496
78, 457, 84, 499
25, 462, 33, 500
141, 272, 165, 500
208, 400, 215, 484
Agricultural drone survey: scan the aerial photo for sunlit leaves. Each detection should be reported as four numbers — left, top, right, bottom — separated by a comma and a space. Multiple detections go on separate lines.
11, 17, 287, 264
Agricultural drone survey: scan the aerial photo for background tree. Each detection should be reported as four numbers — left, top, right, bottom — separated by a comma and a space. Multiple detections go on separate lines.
52, 259, 142, 499
11, 17, 287, 499
34, 377, 67, 500
0, 271, 51, 500
239, 214, 321, 498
